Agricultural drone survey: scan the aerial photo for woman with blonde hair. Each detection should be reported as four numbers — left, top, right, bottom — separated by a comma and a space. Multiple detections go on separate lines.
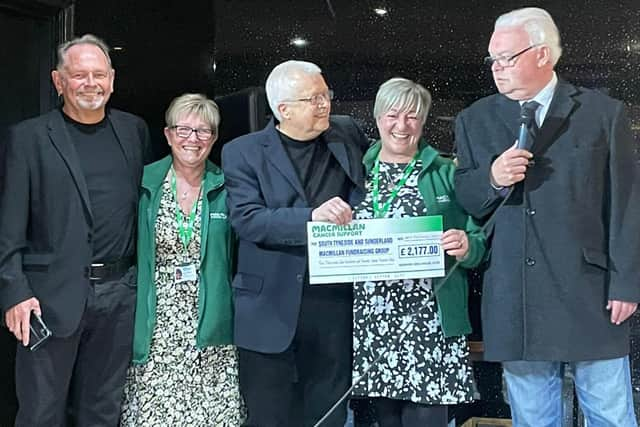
121, 93, 244, 425
351, 78, 486, 426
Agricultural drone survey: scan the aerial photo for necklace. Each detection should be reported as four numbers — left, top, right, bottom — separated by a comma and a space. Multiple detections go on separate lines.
171, 169, 203, 251
179, 185, 201, 204
171, 166, 203, 205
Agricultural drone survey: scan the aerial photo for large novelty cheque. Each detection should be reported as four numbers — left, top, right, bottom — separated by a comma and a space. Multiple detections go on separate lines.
307, 215, 444, 284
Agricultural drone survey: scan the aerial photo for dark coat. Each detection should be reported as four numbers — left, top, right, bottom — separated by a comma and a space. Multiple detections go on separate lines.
0, 108, 149, 336
454, 80, 640, 361
221, 116, 367, 353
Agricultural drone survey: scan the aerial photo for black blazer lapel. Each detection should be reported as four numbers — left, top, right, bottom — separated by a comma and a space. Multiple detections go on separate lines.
47, 111, 93, 224
262, 123, 308, 201
495, 95, 521, 151
107, 110, 139, 191
323, 125, 361, 188
531, 81, 579, 156
108, 110, 133, 170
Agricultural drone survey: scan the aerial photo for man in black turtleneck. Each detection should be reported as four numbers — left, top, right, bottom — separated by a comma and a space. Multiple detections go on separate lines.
0, 34, 149, 426
222, 60, 369, 427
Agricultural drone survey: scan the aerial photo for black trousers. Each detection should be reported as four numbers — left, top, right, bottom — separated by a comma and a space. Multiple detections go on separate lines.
14, 267, 136, 427
372, 397, 448, 427
239, 285, 353, 427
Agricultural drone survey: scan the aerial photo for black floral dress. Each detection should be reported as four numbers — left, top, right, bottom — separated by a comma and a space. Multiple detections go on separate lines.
121, 174, 245, 426
351, 160, 474, 405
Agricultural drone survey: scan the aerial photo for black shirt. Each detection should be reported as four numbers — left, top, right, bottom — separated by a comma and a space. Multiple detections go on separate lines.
279, 129, 353, 295
63, 111, 136, 262
278, 130, 350, 207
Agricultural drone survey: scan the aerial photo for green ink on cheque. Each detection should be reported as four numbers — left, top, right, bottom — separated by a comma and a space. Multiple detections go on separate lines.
306, 216, 445, 284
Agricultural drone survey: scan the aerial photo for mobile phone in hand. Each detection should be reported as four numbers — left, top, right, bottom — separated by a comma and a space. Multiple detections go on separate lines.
29, 312, 51, 351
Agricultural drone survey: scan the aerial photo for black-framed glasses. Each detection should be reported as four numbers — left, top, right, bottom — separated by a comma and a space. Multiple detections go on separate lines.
282, 90, 334, 106
484, 44, 541, 67
170, 125, 215, 141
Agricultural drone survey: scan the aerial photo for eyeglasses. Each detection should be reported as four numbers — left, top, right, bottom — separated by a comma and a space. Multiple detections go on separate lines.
484, 44, 541, 68
170, 125, 215, 141
282, 90, 334, 106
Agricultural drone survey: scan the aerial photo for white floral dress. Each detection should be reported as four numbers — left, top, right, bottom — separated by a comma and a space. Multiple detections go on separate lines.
351, 160, 474, 405
121, 175, 245, 426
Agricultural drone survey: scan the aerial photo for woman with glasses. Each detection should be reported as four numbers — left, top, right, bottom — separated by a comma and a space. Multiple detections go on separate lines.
350, 78, 486, 426
121, 93, 245, 425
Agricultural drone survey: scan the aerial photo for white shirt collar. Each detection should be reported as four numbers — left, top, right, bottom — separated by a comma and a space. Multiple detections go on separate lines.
519, 72, 558, 126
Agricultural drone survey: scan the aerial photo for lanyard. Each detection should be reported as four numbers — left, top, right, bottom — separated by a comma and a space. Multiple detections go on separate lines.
371, 155, 417, 218
171, 168, 202, 252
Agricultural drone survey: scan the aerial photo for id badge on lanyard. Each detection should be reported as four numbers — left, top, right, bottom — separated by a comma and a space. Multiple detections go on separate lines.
174, 263, 197, 283
171, 168, 201, 283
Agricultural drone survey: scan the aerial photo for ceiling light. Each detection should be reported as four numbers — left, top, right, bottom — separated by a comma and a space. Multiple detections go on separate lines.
374, 7, 388, 16
112, 46, 124, 51
290, 37, 309, 47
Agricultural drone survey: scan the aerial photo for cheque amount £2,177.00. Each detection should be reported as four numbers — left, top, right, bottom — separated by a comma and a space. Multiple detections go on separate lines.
398, 244, 440, 258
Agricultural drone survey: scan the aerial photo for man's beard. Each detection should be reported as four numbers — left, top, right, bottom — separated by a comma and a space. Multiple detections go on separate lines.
76, 93, 106, 110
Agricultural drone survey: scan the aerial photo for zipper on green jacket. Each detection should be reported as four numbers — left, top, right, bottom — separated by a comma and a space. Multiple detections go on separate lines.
195, 178, 224, 348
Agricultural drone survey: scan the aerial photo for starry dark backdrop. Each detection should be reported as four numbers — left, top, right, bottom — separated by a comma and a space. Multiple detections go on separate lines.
0, 1, 638, 425
52, 0, 640, 424
74, 0, 640, 157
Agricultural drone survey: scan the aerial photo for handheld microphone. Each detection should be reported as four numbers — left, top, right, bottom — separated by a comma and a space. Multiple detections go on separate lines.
516, 102, 539, 149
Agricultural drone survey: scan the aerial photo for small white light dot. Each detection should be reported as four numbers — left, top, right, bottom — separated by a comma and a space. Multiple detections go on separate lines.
374, 8, 388, 16
291, 37, 308, 47
112, 46, 124, 51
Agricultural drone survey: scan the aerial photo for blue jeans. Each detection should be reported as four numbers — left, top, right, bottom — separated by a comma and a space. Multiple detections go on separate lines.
503, 356, 637, 427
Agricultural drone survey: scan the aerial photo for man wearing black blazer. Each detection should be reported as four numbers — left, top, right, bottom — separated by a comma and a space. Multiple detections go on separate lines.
222, 60, 367, 427
0, 35, 149, 426
454, 8, 639, 426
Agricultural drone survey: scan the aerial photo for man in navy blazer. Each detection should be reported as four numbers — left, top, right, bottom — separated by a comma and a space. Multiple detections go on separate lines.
222, 60, 367, 426
454, 8, 640, 426
0, 35, 149, 426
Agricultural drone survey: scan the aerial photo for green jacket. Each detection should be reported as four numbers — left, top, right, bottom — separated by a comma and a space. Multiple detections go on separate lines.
132, 155, 234, 364
363, 140, 486, 337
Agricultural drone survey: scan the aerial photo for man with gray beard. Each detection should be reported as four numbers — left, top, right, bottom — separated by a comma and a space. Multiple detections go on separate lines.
0, 34, 149, 426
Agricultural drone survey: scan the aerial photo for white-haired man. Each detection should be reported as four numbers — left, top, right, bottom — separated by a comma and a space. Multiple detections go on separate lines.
454, 7, 639, 426
222, 60, 368, 426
